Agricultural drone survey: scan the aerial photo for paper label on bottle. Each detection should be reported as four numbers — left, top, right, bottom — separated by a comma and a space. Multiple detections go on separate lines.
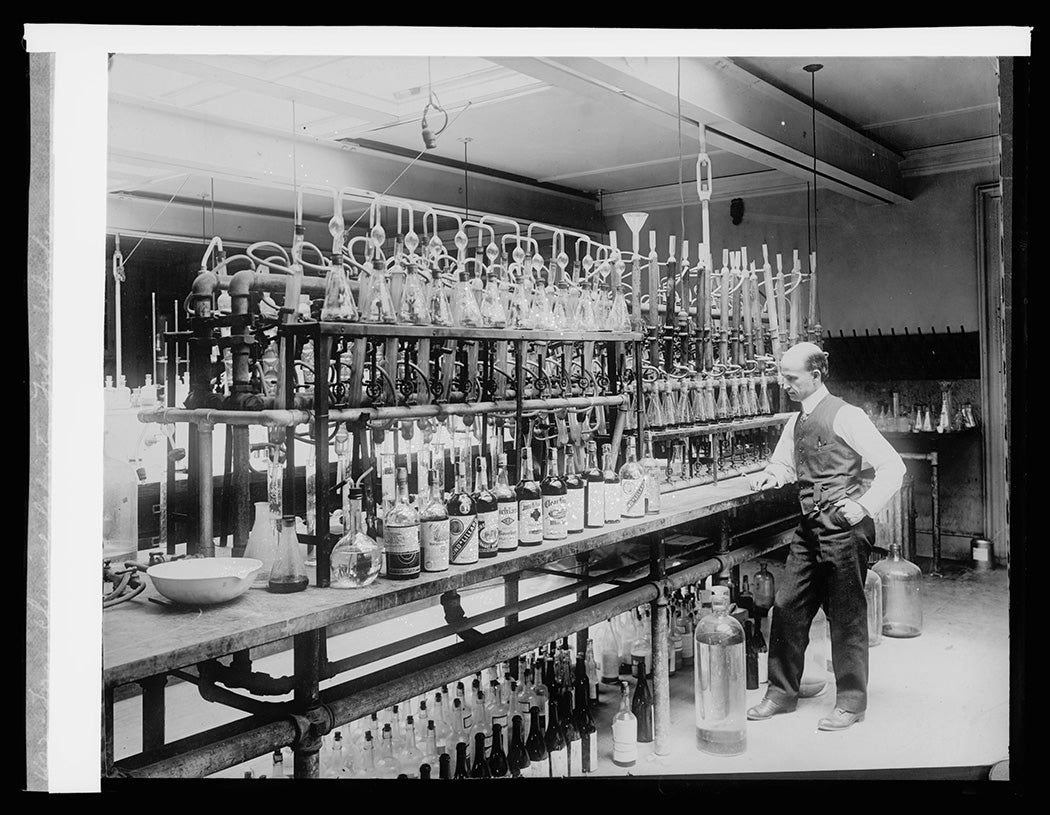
542, 495, 568, 539
568, 738, 583, 777
497, 502, 519, 551
582, 733, 598, 773
519, 499, 544, 543
585, 481, 606, 526
622, 478, 646, 517
449, 515, 478, 564
491, 712, 508, 733
612, 719, 638, 764
567, 487, 585, 531
644, 473, 661, 514
605, 481, 622, 520
421, 519, 450, 572
548, 748, 569, 778
478, 509, 500, 555
383, 525, 420, 577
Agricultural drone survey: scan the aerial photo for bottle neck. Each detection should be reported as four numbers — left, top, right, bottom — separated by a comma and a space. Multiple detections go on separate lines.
474, 459, 490, 492
546, 450, 559, 478
455, 461, 469, 494
395, 473, 409, 507
495, 460, 510, 488
521, 448, 534, 481
586, 446, 599, 470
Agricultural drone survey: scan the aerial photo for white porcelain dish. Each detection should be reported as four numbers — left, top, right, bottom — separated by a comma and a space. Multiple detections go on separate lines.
147, 558, 262, 606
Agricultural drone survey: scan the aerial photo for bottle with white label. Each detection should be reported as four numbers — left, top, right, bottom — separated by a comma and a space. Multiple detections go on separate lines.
541, 448, 568, 541
602, 443, 622, 523
383, 468, 420, 579
642, 431, 661, 515
473, 457, 500, 559
492, 453, 519, 553
611, 681, 638, 768
517, 447, 544, 546
563, 448, 585, 534
619, 442, 646, 519
446, 458, 479, 565
583, 440, 606, 528
419, 469, 450, 572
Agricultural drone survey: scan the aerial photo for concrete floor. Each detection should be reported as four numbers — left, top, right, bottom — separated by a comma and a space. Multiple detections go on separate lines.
111, 555, 1009, 779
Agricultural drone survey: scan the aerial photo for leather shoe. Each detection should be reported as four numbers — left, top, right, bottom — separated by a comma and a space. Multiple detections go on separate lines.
817, 708, 865, 731
746, 697, 796, 721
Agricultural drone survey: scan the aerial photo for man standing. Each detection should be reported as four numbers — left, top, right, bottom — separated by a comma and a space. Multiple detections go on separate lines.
746, 342, 905, 731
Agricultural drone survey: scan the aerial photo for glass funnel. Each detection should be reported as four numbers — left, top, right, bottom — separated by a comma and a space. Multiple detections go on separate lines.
320, 262, 359, 322
872, 543, 923, 638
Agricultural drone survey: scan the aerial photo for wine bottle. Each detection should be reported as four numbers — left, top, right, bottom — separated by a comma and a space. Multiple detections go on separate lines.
420, 469, 450, 572
447, 457, 479, 565
397, 715, 425, 777
563, 447, 585, 534
632, 657, 654, 744
473, 689, 492, 752
745, 619, 760, 690
508, 714, 532, 778
585, 639, 601, 704
583, 440, 606, 528
602, 442, 622, 523
384, 468, 421, 579
470, 732, 492, 778
453, 742, 470, 779
541, 447, 568, 540
533, 659, 550, 731
574, 683, 598, 774
438, 752, 452, 780
612, 682, 638, 768
492, 453, 520, 553
488, 722, 510, 778
561, 691, 582, 777
738, 575, 755, 618
516, 447, 544, 546
544, 689, 569, 778
618, 441, 646, 519
525, 705, 547, 776
419, 763, 432, 780
754, 616, 768, 684
473, 456, 500, 559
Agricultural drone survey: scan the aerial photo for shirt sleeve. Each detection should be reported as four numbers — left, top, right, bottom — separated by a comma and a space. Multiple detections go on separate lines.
763, 414, 798, 487
833, 405, 906, 517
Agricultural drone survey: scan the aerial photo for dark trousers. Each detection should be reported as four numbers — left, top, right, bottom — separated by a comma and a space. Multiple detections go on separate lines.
766, 510, 875, 713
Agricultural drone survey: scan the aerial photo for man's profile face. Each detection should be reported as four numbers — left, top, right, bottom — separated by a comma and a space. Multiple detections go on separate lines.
778, 354, 821, 403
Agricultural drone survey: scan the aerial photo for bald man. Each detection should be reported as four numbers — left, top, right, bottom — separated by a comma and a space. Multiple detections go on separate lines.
746, 342, 905, 731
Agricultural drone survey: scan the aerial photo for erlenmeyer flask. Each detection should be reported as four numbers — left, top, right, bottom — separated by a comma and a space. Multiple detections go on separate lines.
244, 502, 278, 587
529, 273, 556, 330
550, 284, 570, 331
716, 377, 730, 421
573, 283, 599, 332
480, 273, 508, 328
644, 383, 665, 429
362, 264, 397, 324
506, 272, 531, 329
606, 286, 631, 333
758, 374, 772, 415
429, 277, 454, 327
660, 381, 678, 427
321, 262, 359, 322
625, 391, 638, 432
451, 270, 484, 328
268, 515, 309, 593
399, 266, 431, 325
675, 381, 693, 425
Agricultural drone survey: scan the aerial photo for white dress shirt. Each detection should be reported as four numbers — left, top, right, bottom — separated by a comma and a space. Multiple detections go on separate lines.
763, 385, 906, 518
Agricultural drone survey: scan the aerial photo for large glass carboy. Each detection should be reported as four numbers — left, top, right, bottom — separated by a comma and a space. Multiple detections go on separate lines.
694, 584, 747, 755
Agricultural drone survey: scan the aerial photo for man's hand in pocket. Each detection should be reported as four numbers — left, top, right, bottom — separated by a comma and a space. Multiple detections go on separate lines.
834, 498, 867, 526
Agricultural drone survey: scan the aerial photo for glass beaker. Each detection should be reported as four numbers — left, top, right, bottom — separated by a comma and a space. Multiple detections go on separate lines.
873, 543, 923, 638
268, 515, 309, 593
694, 585, 747, 756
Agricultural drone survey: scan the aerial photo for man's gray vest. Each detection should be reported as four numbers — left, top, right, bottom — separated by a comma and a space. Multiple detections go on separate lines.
793, 394, 864, 517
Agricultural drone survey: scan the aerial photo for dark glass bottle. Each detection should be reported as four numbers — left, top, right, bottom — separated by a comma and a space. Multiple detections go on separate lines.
541, 447, 568, 540
738, 575, 755, 618
446, 457, 479, 565
453, 742, 470, 779
560, 691, 581, 777
419, 763, 432, 780
525, 705, 548, 776
488, 722, 509, 777
438, 752, 452, 780
492, 453, 519, 553
544, 691, 569, 778
473, 456, 500, 559
563, 448, 585, 534
507, 714, 531, 778
631, 657, 654, 744
574, 683, 598, 774
573, 654, 589, 706
745, 619, 760, 690
470, 732, 492, 778
583, 440, 606, 528
516, 447, 543, 546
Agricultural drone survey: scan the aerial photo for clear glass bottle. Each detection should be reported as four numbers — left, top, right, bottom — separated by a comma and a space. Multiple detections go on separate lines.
618, 441, 646, 519
491, 453, 519, 553
865, 568, 883, 647
873, 542, 923, 638
585, 639, 600, 703
582, 440, 605, 528
601, 443, 622, 523
397, 715, 425, 778
473, 457, 500, 559
330, 489, 381, 589
611, 681, 638, 768
419, 470, 450, 573
562, 448, 585, 534
244, 502, 277, 587
480, 269, 508, 328
516, 447, 544, 546
446, 457, 479, 565
472, 690, 493, 754
532, 659, 551, 731
694, 585, 747, 756
268, 516, 309, 594
374, 724, 400, 778
641, 432, 661, 515
541, 447, 568, 541
383, 467, 421, 580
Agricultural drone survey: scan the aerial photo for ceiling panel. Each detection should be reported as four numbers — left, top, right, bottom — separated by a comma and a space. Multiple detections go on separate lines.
108, 57, 206, 102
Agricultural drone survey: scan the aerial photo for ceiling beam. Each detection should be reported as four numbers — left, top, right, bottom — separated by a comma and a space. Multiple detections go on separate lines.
492, 56, 909, 206
601, 170, 809, 216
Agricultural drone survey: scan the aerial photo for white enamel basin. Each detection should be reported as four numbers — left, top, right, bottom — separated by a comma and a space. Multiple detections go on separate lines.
147, 557, 262, 605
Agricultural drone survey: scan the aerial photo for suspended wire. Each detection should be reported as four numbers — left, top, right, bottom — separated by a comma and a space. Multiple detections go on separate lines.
811, 69, 819, 266
121, 175, 191, 266
678, 57, 686, 249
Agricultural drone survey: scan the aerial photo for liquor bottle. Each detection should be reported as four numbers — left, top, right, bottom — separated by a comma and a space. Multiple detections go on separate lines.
375, 724, 400, 778
349, 731, 375, 779
447, 458, 479, 565
422, 719, 441, 767
632, 658, 654, 744
563, 448, 585, 534
268, 516, 309, 594
473, 456, 500, 558
601, 443, 622, 523
585, 639, 600, 704
473, 690, 492, 752
450, 698, 472, 758
738, 575, 755, 618
694, 585, 747, 756
583, 441, 606, 528
420, 470, 450, 572
574, 683, 598, 774
470, 732, 492, 778
492, 453, 519, 553
488, 723, 510, 777
744, 619, 760, 690
397, 715, 425, 777
525, 706, 547, 776
384, 468, 421, 580
544, 691, 569, 778
432, 694, 453, 752
541, 447, 568, 540
533, 661, 550, 730
629, 609, 652, 672
508, 714, 532, 778
438, 752, 452, 780
612, 682, 638, 768
561, 691, 582, 777
490, 681, 510, 734
517, 447, 544, 546
453, 742, 470, 779
618, 442, 646, 519
641, 432, 661, 515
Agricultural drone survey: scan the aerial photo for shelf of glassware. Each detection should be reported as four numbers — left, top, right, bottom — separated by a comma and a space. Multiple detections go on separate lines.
648, 413, 793, 441
278, 321, 643, 344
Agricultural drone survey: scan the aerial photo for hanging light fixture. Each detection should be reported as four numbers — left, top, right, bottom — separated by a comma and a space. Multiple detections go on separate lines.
803, 63, 823, 343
